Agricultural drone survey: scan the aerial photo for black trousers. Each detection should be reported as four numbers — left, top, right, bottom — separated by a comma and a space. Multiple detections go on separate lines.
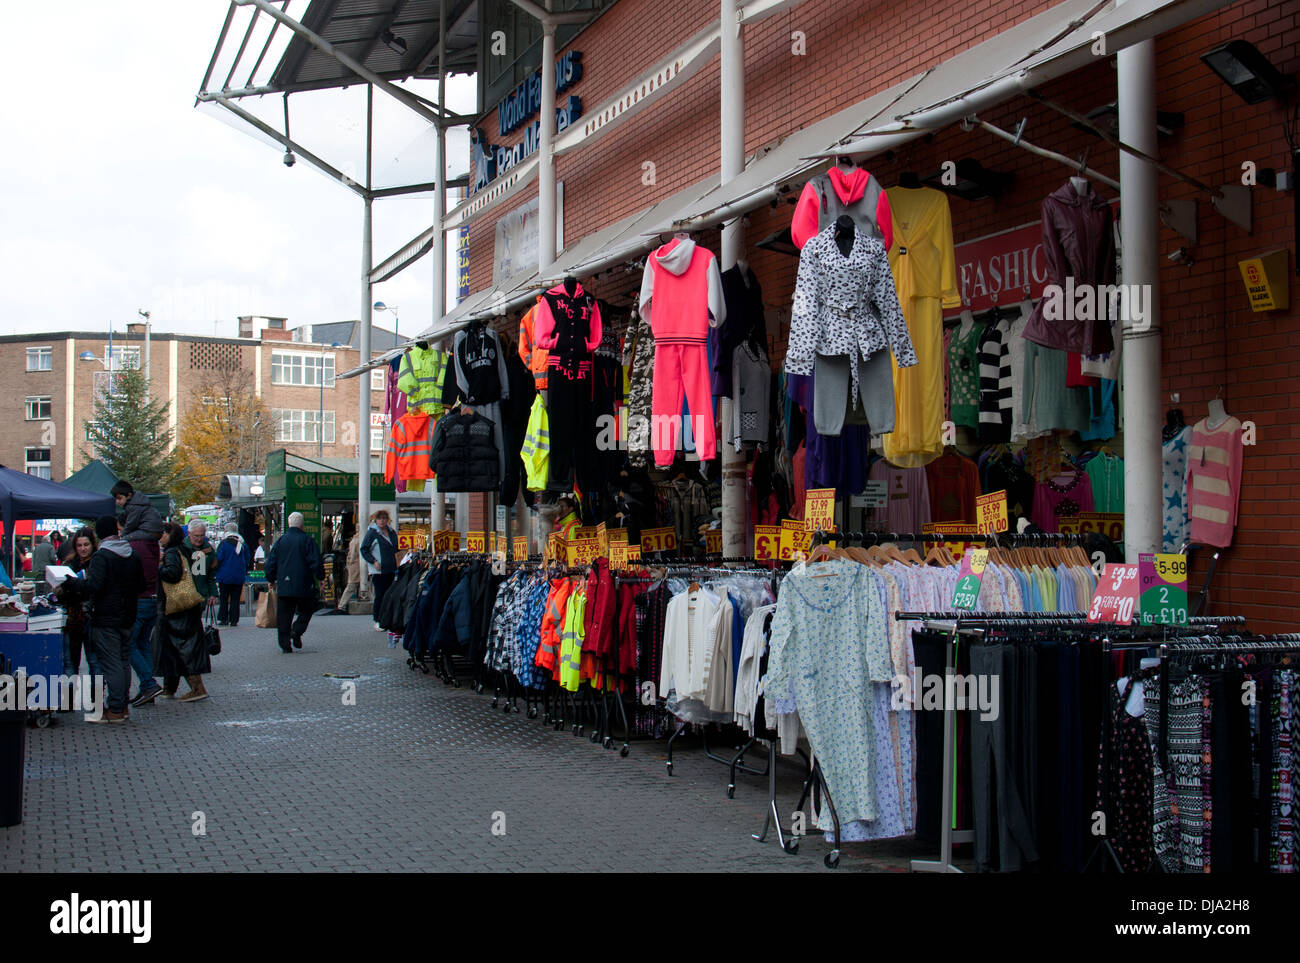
546, 369, 598, 495
276, 594, 316, 651
90, 625, 132, 714
217, 582, 242, 625
370, 573, 395, 627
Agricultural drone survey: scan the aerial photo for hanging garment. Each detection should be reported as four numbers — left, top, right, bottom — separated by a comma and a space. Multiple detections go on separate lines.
384, 411, 436, 484
517, 296, 549, 391
1186, 415, 1244, 548
625, 313, 656, 469
866, 458, 931, 533
976, 320, 1012, 444
1084, 451, 1124, 514
1022, 180, 1117, 355
790, 166, 893, 251
710, 263, 765, 397
660, 585, 731, 708
1030, 469, 1096, 532
1162, 425, 1192, 551
520, 395, 551, 492
397, 345, 450, 413
925, 451, 980, 523
534, 281, 603, 377
1023, 340, 1090, 433
1146, 674, 1212, 873
498, 349, 536, 505
729, 342, 771, 449
639, 238, 726, 465
449, 322, 510, 406
946, 314, 982, 429
655, 478, 713, 554
428, 408, 501, 493
785, 224, 916, 409
883, 186, 962, 468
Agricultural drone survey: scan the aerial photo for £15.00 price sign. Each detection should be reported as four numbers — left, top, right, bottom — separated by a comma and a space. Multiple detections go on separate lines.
1138, 553, 1188, 626
951, 549, 989, 610
1087, 564, 1139, 624
803, 488, 836, 534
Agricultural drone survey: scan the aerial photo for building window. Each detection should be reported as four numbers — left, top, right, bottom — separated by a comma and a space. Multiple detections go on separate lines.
25, 448, 51, 480
371, 367, 386, 391
105, 346, 141, 370
25, 396, 51, 420
26, 347, 52, 372
271, 408, 336, 444
271, 351, 336, 388
370, 428, 384, 453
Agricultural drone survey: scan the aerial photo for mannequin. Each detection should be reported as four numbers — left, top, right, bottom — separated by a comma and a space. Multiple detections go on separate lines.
1205, 397, 1229, 430
898, 171, 922, 189
833, 214, 855, 257
958, 308, 975, 336
562, 274, 578, 297
1070, 175, 1089, 195
1163, 408, 1186, 442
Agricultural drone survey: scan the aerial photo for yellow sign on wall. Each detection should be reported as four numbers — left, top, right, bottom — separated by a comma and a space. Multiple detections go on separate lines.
1239, 249, 1290, 312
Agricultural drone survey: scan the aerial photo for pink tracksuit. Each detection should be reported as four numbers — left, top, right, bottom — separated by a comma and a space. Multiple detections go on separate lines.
638, 238, 727, 466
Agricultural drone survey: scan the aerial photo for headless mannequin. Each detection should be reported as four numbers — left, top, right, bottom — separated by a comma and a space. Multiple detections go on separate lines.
1163, 408, 1186, 442
563, 275, 578, 298
833, 214, 855, 257
898, 171, 922, 189
1070, 175, 1089, 195
958, 308, 975, 336
1205, 398, 1230, 430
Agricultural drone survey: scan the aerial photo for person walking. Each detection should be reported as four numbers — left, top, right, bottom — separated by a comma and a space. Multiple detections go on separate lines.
112, 478, 167, 707
30, 534, 57, 583
335, 528, 363, 612
84, 516, 145, 723
359, 510, 398, 631
264, 512, 325, 653
214, 522, 249, 626
52, 526, 99, 678
155, 522, 211, 702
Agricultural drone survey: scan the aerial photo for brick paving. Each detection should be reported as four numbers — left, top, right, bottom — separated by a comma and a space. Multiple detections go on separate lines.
0, 612, 936, 872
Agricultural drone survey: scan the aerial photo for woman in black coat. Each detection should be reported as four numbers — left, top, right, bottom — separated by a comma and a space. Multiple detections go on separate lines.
155, 522, 211, 702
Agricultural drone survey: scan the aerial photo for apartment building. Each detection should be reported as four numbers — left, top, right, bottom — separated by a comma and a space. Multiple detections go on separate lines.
0, 319, 400, 482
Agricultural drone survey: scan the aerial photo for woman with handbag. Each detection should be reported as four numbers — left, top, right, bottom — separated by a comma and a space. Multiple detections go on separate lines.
155, 522, 211, 702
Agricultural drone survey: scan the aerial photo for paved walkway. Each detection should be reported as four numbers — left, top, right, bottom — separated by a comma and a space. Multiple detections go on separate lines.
1, 612, 933, 872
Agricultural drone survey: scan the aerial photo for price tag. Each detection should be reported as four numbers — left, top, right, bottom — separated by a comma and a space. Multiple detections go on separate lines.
974, 490, 1008, 535
513, 536, 529, 560
546, 532, 565, 561
596, 521, 608, 556
466, 532, 486, 554
566, 528, 604, 566
779, 519, 812, 561
921, 522, 970, 561
1138, 553, 1188, 625
432, 530, 459, 554
804, 488, 837, 534
1087, 563, 1139, 624
488, 532, 499, 555
627, 544, 641, 562
1058, 512, 1125, 544
851, 481, 888, 509
640, 526, 677, 555
705, 529, 722, 555
609, 540, 629, 571
607, 529, 628, 547
754, 525, 781, 561
397, 527, 428, 551
951, 549, 989, 610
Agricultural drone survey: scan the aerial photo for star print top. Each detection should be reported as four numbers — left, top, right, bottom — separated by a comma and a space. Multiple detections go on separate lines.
1162, 425, 1191, 551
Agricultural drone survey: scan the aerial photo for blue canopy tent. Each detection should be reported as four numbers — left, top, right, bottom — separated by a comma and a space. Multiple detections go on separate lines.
0, 465, 117, 575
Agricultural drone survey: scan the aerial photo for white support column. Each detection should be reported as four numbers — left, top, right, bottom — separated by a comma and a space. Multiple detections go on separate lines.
719, 0, 747, 558
359, 86, 374, 595
430, 7, 448, 545
538, 21, 557, 270
1117, 16, 1163, 559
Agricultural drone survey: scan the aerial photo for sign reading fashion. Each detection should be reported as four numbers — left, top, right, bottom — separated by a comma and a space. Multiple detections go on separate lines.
471, 51, 584, 194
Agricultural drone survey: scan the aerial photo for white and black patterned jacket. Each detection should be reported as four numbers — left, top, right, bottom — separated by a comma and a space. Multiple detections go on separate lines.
784, 225, 916, 399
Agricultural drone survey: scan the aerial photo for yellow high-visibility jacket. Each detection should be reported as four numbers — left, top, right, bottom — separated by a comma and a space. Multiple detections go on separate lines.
396, 345, 449, 414
521, 395, 550, 492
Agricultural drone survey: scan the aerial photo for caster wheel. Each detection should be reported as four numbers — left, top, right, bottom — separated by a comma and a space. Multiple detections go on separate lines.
491, 698, 498, 708
620, 746, 629, 758
666, 762, 673, 776
421, 665, 430, 675
783, 841, 799, 855
726, 786, 735, 799
512, 705, 521, 713
503, 703, 512, 714
527, 707, 538, 719
476, 683, 484, 695
589, 730, 599, 743
824, 851, 840, 869
603, 737, 613, 749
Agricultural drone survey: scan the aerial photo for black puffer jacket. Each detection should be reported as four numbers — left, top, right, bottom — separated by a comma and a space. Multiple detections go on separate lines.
430, 408, 500, 492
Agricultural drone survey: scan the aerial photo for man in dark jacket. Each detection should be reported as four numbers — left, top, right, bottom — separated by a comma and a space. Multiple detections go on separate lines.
31, 535, 57, 582
214, 523, 249, 627
85, 515, 146, 723
264, 512, 325, 653
359, 510, 398, 633
112, 480, 164, 541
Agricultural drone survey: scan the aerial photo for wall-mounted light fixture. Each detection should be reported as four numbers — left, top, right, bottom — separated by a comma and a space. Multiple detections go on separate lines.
381, 29, 408, 56
1201, 40, 1293, 104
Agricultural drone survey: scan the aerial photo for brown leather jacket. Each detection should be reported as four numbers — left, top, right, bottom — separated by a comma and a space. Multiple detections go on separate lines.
1022, 181, 1116, 356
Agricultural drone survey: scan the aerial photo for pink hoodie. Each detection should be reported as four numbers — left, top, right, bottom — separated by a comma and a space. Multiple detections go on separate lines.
637, 238, 726, 343
790, 166, 893, 251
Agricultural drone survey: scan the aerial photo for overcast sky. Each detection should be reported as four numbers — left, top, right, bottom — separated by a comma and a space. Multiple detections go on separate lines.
1, 1, 476, 342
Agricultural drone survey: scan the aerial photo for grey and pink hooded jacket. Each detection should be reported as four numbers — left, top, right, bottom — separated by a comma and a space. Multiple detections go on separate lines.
790, 166, 893, 252
637, 237, 727, 343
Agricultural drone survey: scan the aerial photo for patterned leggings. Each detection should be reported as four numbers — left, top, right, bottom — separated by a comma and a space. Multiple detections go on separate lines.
1145, 675, 1211, 873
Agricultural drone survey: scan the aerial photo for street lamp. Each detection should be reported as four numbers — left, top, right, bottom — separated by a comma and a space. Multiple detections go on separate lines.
319, 340, 342, 457
137, 309, 152, 402
373, 301, 398, 341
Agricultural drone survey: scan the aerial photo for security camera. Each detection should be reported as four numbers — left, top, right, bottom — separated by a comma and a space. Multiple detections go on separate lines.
1167, 247, 1194, 266
283, 150, 296, 167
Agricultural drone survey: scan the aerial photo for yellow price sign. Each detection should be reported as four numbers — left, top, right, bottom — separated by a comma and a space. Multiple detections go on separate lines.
1154, 553, 1187, 584
705, 529, 722, 555
432, 530, 460, 553
640, 526, 677, 555
609, 540, 629, 571
626, 544, 641, 562
974, 490, 1008, 534
513, 536, 529, 560
754, 525, 781, 561
803, 488, 836, 534
466, 532, 486, 554
546, 532, 564, 561
779, 519, 812, 561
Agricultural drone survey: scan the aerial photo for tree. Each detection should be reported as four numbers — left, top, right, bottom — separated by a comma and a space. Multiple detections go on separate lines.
171, 366, 273, 507
84, 366, 174, 493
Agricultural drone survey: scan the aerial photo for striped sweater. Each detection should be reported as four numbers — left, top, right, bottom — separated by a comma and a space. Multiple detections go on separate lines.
977, 321, 1012, 443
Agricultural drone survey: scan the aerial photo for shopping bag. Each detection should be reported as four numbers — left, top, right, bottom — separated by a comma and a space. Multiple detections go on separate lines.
255, 587, 277, 628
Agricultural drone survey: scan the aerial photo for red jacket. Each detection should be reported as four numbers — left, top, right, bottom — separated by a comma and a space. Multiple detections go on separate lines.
582, 557, 616, 659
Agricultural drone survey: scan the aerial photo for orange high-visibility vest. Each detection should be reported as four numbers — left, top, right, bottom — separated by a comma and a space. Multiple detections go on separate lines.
518, 298, 549, 390
385, 411, 436, 483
